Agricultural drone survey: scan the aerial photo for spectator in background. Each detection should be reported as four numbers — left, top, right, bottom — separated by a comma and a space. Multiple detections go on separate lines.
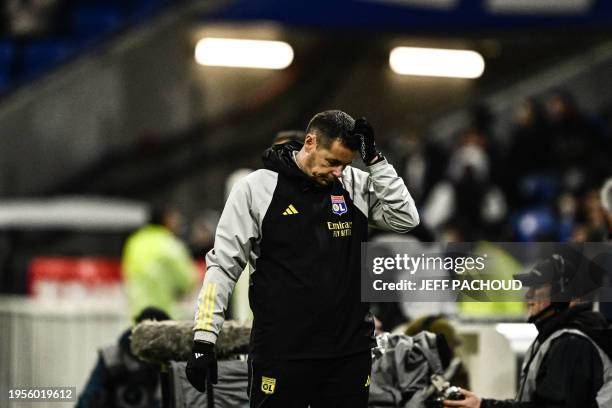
571, 189, 609, 242
546, 90, 610, 193
77, 307, 170, 408
187, 210, 219, 260
422, 141, 507, 241
467, 104, 506, 186
391, 130, 430, 205
582, 190, 609, 239
122, 204, 198, 320
504, 98, 552, 206
469, 104, 495, 141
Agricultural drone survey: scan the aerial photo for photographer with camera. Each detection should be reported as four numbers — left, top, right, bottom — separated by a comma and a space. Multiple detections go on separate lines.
77, 307, 170, 408
444, 254, 612, 408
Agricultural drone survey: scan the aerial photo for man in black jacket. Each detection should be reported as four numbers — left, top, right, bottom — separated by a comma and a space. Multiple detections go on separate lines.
186, 110, 420, 407
444, 255, 612, 408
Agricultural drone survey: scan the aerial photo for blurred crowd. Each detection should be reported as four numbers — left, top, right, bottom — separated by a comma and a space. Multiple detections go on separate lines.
386, 89, 612, 243
176, 90, 612, 266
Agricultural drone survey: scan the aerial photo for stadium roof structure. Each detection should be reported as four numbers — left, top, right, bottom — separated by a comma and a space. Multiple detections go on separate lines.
207, 0, 612, 32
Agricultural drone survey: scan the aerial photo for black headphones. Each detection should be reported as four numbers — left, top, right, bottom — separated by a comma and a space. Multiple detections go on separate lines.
551, 253, 568, 295
527, 254, 571, 324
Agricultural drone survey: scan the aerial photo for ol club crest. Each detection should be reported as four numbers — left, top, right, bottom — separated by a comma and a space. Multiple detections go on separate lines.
331, 195, 347, 216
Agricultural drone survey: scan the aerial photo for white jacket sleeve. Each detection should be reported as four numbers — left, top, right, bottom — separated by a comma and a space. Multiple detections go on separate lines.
193, 177, 259, 344
365, 159, 420, 232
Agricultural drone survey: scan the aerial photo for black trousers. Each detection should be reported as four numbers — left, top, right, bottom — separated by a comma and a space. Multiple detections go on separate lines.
247, 351, 371, 408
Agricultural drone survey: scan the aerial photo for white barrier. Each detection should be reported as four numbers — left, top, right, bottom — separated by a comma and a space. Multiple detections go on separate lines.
457, 322, 537, 399
0, 296, 129, 408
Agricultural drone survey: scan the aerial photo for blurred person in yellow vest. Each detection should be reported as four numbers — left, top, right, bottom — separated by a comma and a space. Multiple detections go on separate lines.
459, 241, 525, 318
122, 204, 198, 320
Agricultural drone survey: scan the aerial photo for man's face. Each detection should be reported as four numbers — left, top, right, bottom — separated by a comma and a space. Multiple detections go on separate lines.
525, 284, 552, 319
302, 135, 356, 186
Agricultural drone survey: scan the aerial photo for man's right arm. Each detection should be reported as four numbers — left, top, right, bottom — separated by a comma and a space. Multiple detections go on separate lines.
193, 176, 259, 344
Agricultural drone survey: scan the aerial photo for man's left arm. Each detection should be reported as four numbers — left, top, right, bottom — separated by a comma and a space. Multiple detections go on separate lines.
366, 159, 420, 232
352, 117, 419, 232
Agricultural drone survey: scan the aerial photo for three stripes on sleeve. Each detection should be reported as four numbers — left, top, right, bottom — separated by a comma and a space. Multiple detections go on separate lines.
195, 282, 217, 331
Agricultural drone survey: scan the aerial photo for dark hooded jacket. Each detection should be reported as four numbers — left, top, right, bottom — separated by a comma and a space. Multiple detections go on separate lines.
193, 141, 420, 359
253, 142, 374, 359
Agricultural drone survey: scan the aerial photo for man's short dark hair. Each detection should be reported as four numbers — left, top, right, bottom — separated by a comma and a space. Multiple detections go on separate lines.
306, 110, 360, 150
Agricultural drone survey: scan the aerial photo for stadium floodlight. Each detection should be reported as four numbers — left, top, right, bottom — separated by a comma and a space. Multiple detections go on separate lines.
195, 38, 294, 69
389, 46, 485, 78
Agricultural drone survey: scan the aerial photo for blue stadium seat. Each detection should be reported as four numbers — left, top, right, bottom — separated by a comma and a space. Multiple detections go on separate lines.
511, 207, 557, 242
22, 40, 76, 79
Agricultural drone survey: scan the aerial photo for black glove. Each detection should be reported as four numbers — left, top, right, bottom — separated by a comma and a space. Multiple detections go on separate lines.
353, 117, 382, 165
185, 341, 218, 392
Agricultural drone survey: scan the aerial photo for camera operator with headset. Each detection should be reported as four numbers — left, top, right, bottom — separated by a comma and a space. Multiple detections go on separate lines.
444, 253, 612, 408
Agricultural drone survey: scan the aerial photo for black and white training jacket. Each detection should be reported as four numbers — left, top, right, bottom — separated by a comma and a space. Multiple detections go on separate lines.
194, 142, 419, 359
